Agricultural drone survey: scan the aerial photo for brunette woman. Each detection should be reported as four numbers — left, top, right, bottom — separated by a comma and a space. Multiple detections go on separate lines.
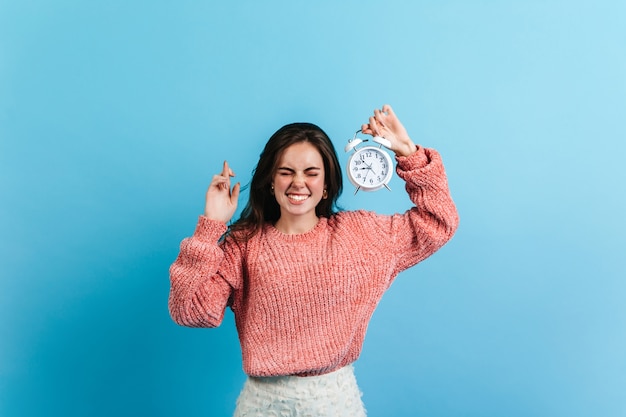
169, 105, 459, 416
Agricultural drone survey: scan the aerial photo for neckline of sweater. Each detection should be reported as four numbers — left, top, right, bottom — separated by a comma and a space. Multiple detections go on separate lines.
265, 217, 328, 241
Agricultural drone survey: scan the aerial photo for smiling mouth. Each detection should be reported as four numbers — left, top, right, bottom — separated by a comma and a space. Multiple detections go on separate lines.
287, 194, 309, 202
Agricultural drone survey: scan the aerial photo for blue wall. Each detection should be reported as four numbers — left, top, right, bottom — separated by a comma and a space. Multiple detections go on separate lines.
2, 1, 625, 416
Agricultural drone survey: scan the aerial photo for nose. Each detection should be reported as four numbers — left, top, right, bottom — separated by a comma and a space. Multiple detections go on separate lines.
292, 173, 306, 187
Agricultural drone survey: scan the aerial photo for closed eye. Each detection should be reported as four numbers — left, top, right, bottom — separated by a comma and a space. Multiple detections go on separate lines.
305, 168, 321, 176
276, 167, 322, 176
277, 168, 294, 176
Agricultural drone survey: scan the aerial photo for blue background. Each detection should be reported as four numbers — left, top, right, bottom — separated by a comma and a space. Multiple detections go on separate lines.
2, 1, 625, 416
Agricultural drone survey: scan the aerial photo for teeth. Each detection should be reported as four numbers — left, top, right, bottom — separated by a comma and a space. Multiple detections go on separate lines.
288, 194, 309, 201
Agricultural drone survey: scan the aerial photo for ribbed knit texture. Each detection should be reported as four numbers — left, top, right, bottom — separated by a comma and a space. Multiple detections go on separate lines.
169, 147, 459, 377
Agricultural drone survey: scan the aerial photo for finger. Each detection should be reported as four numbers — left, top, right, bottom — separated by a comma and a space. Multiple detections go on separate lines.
221, 161, 236, 181
210, 174, 231, 192
224, 160, 236, 177
221, 160, 230, 177
382, 104, 393, 116
222, 162, 235, 190
211, 174, 225, 185
374, 108, 387, 128
369, 116, 380, 136
230, 182, 241, 203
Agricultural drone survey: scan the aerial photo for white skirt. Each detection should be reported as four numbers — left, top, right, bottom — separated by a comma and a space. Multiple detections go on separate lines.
233, 365, 367, 417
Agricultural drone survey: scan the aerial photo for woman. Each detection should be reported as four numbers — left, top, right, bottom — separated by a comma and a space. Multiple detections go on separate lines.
169, 105, 459, 416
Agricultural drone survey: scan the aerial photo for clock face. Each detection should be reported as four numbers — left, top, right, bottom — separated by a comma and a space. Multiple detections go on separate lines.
347, 146, 393, 191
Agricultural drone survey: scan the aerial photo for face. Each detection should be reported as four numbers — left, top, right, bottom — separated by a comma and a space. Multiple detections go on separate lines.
272, 141, 326, 224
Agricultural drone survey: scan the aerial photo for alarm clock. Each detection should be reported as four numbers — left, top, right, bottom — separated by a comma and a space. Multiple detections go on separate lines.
344, 130, 394, 194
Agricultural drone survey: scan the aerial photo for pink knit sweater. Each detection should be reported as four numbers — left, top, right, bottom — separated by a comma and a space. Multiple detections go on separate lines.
169, 147, 459, 377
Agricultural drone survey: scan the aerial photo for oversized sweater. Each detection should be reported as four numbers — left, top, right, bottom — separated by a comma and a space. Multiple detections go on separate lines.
169, 146, 459, 377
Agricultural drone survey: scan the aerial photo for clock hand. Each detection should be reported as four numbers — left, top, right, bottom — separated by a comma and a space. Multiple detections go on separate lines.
364, 162, 378, 176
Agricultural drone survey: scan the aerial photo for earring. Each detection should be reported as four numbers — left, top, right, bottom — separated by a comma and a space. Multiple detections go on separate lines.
270, 184, 275, 195
322, 189, 328, 199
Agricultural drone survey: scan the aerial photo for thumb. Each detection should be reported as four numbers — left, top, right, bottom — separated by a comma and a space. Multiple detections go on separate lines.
231, 182, 241, 204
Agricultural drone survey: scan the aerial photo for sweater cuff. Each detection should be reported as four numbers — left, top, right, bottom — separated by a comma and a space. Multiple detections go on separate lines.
193, 216, 229, 242
395, 145, 429, 171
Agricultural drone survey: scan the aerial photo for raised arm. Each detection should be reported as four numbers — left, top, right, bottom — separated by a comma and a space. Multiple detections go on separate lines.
357, 105, 459, 278
168, 161, 243, 328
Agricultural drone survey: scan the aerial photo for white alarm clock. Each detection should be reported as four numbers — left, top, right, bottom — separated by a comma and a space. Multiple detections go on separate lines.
344, 130, 394, 194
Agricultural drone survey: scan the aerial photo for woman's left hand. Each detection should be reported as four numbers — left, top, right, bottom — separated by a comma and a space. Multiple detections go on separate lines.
361, 104, 418, 157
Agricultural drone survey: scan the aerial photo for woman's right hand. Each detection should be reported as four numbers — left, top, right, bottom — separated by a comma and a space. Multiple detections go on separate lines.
204, 161, 240, 223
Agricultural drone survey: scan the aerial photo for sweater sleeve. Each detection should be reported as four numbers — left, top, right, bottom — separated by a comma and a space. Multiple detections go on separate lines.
356, 146, 459, 283
393, 146, 459, 273
168, 216, 244, 328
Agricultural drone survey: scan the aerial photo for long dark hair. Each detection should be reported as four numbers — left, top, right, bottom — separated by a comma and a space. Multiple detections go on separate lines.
230, 122, 343, 240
